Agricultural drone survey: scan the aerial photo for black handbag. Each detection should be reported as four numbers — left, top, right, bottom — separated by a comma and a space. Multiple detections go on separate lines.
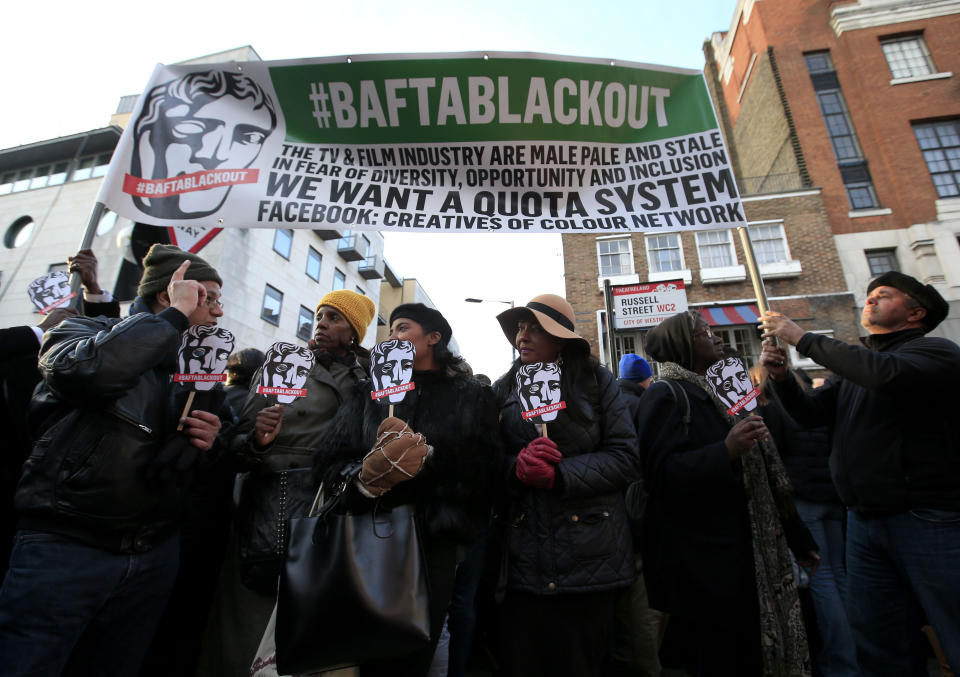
275, 483, 431, 674
236, 467, 315, 594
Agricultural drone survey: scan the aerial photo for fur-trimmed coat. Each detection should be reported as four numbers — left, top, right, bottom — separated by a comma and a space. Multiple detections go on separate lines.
313, 369, 500, 549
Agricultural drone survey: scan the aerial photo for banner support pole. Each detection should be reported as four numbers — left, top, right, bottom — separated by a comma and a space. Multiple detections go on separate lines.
68, 201, 107, 308
737, 226, 777, 346
603, 279, 617, 373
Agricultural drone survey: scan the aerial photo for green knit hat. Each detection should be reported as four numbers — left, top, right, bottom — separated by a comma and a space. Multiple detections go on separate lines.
136, 244, 222, 299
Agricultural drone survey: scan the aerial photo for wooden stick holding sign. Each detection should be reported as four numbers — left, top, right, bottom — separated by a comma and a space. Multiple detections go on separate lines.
516, 362, 566, 439
174, 325, 236, 430
369, 339, 416, 417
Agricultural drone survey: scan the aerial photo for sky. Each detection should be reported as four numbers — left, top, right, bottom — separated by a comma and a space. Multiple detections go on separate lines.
3, 0, 739, 377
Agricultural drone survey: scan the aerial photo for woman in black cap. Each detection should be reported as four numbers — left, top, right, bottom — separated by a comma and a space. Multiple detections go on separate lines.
313, 303, 499, 676
638, 310, 817, 676
491, 294, 639, 677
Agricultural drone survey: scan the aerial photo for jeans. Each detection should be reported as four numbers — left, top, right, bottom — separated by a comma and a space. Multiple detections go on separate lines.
846, 509, 960, 677
0, 529, 179, 677
795, 499, 859, 677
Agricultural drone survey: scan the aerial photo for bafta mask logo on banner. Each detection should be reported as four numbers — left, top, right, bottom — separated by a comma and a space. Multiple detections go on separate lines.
28, 271, 75, 314
175, 325, 236, 391
706, 355, 760, 416
370, 339, 416, 403
257, 342, 314, 403
128, 70, 277, 219
517, 362, 566, 423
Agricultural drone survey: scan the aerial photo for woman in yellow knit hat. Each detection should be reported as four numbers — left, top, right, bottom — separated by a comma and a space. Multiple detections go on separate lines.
199, 290, 375, 676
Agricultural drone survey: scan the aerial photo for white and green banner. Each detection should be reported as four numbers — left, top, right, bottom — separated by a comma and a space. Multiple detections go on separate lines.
98, 51, 744, 234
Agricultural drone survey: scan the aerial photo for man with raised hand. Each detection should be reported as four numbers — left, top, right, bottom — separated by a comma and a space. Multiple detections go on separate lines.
759, 271, 959, 676
0, 246, 223, 677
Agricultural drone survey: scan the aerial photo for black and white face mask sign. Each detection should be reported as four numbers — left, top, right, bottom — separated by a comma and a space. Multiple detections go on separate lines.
28, 271, 75, 314
257, 342, 314, 404
517, 362, 565, 423
706, 356, 759, 416
174, 326, 236, 391
370, 339, 416, 403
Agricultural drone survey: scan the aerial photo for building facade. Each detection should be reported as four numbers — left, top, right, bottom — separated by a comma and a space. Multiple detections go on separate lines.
707, 0, 960, 341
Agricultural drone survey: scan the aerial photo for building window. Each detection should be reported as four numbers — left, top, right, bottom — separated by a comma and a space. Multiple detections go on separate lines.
804, 51, 880, 211
597, 238, 633, 276
866, 249, 899, 276
297, 306, 313, 341
4, 216, 35, 249
645, 234, 683, 273
696, 230, 736, 268
273, 229, 293, 259
748, 223, 788, 263
333, 268, 346, 290
306, 247, 322, 281
913, 119, 960, 198
261, 284, 283, 326
715, 326, 762, 370
816, 91, 863, 162
361, 235, 371, 257
881, 35, 935, 79
71, 153, 111, 182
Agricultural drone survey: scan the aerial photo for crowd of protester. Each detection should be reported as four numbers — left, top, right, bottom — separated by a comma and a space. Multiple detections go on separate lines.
0, 245, 957, 677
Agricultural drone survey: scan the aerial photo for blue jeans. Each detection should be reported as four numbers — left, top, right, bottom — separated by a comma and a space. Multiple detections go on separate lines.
795, 499, 859, 677
0, 530, 179, 677
846, 509, 960, 677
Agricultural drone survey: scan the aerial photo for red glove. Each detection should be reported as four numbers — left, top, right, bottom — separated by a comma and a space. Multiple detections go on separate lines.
525, 437, 561, 464
516, 445, 557, 489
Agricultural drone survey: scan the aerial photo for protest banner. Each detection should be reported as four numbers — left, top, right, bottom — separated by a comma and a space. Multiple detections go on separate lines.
96, 51, 744, 235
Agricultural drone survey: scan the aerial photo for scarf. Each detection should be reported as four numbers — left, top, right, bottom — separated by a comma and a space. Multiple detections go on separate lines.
658, 361, 810, 677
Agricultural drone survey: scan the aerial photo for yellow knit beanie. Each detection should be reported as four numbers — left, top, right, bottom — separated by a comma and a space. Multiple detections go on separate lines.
316, 290, 376, 342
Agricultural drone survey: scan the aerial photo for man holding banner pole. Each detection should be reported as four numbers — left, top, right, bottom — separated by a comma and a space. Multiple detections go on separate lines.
759, 272, 960, 675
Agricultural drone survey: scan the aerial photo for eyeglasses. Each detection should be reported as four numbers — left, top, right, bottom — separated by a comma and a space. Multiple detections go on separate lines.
204, 297, 224, 310
693, 327, 715, 339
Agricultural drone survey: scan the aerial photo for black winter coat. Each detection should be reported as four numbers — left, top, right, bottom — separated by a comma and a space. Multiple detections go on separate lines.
496, 363, 639, 595
775, 329, 960, 512
759, 399, 837, 504
638, 379, 754, 616
314, 369, 500, 550
16, 309, 194, 552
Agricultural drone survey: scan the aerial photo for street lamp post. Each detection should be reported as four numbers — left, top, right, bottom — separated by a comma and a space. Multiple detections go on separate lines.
465, 297, 516, 362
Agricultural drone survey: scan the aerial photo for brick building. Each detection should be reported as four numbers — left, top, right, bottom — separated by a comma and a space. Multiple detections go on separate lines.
706, 0, 960, 340
563, 0, 960, 374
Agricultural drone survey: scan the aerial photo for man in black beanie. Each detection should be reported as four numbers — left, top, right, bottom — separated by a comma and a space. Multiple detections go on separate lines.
758, 272, 959, 676
0, 246, 224, 676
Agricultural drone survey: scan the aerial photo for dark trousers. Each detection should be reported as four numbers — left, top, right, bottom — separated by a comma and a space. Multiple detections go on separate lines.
0, 530, 179, 677
496, 589, 618, 677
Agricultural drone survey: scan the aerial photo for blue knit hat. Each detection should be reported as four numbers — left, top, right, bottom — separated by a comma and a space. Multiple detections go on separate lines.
619, 353, 652, 381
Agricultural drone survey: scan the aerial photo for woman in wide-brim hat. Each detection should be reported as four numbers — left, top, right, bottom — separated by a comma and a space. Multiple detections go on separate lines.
490, 293, 640, 677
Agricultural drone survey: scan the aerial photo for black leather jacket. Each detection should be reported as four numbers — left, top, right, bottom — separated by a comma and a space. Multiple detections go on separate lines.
16, 309, 191, 552
496, 362, 639, 595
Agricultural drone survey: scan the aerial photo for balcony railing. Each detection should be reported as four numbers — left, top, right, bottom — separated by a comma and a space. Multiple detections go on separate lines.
313, 228, 343, 240
337, 235, 364, 261
359, 255, 384, 279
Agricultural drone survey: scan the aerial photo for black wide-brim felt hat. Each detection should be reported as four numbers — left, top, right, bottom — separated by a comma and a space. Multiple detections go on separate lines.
496, 294, 590, 354
867, 271, 948, 330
